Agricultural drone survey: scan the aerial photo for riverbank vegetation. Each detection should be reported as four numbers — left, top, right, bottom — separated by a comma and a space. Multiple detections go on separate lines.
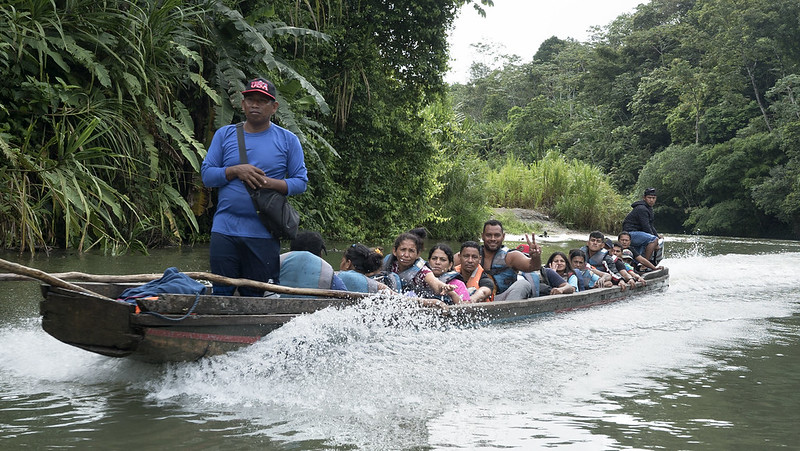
1, 0, 799, 254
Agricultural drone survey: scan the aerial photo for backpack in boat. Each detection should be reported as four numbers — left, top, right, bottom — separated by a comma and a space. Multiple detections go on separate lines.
522, 269, 552, 297
537, 268, 553, 296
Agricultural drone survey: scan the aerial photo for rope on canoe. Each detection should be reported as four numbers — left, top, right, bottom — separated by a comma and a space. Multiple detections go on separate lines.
137, 293, 202, 322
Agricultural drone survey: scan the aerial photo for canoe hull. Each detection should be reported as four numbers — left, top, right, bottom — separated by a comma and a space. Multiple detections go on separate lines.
39, 268, 669, 363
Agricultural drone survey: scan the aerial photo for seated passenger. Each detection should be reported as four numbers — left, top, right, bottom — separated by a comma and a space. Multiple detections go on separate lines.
580, 231, 634, 291
453, 220, 542, 301
280, 231, 347, 292
605, 239, 645, 287
516, 249, 574, 296
426, 243, 470, 304
568, 249, 611, 290
546, 251, 579, 292
617, 231, 663, 273
383, 232, 454, 298
338, 243, 391, 293
621, 249, 639, 273
610, 242, 647, 286
455, 241, 495, 303
382, 227, 428, 268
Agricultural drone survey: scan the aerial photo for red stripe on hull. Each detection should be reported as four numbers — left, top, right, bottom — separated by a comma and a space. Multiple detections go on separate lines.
145, 327, 261, 344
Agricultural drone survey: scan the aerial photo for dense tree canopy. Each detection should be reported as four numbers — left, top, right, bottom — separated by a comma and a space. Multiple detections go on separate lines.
451, 0, 800, 238
2, 0, 799, 255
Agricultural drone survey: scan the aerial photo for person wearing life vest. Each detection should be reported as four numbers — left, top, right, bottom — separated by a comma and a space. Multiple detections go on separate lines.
579, 231, 634, 291
454, 220, 542, 301
279, 231, 347, 294
568, 248, 612, 290
383, 231, 454, 298
454, 241, 495, 302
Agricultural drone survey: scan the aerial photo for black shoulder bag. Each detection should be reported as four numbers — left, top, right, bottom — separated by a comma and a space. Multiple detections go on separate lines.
236, 122, 300, 240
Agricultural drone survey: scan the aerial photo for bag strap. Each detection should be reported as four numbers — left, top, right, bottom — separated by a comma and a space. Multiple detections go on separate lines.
236, 122, 248, 164
236, 122, 262, 212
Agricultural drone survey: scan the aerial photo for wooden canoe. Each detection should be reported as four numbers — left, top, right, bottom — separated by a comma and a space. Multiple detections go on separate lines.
39, 268, 669, 363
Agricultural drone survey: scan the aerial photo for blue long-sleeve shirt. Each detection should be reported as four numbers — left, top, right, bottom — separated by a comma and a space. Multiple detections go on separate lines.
201, 123, 308, 239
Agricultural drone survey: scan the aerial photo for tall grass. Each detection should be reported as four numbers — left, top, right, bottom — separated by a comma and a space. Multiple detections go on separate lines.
486, 151, 627, 232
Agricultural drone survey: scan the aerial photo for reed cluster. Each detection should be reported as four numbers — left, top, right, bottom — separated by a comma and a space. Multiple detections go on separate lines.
486, 152, 627, 232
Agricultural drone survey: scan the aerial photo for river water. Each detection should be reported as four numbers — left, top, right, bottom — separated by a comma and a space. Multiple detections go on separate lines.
1, 235, 800, 449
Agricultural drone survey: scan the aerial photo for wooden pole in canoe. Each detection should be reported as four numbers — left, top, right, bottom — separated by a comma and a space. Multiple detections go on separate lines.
0, 258, 113, 299
0, 259, 370, 299
0, 259, 451, 310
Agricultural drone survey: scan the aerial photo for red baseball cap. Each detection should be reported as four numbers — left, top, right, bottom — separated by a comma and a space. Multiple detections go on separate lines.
242, 78, 277, 101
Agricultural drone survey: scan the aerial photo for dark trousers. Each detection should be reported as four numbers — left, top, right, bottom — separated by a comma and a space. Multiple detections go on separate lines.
209, 232, 280, 297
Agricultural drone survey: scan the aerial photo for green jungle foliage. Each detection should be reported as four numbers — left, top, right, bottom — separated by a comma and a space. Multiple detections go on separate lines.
2, 0, 799, 255
485, 152, 627, 233
451, 0, 800, 238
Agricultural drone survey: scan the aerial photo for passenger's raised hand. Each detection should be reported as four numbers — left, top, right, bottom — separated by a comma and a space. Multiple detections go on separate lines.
525, 233, 542, 256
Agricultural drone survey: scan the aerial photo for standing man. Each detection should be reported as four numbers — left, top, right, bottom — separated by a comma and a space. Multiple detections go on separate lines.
475, 219, 542, 301
622, 187, 662, 263
201, 78, 308, 296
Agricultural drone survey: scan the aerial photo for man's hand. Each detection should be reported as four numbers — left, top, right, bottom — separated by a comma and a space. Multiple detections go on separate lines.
226, 164, 274, 190
525, 233, 542, 257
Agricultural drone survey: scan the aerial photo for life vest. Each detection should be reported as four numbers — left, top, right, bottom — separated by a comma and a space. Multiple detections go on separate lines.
369, 271, 401, 292
394, 257, 428, 294
482, 246, 520, 294
580, 246, 621, 279
337, 270, 380, 293
420, 270, 465, 304
572, 268, 592, 291
456, 264, 495, 302
279, 251, 335, 293
437, 270, 460, 284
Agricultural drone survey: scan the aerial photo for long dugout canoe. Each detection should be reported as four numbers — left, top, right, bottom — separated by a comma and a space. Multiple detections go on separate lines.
38, 268, 669, 363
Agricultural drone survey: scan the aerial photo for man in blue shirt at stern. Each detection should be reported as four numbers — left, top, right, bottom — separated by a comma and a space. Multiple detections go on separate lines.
201, 78, 308, 296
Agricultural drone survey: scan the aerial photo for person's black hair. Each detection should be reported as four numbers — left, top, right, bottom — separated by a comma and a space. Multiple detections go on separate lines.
344, 243, 382, 274
383, 232, 425, 271
290, 230, 326, 256
428, 243, 454, 263
546, 251, 572, 272
589, 230, 604, 240
483, 219, 503, 233
393, 232, 423, 252
569, 248, 587, 261
408, 227, 428, 241
460, 240, 481, 253
617, 231, 631, 240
